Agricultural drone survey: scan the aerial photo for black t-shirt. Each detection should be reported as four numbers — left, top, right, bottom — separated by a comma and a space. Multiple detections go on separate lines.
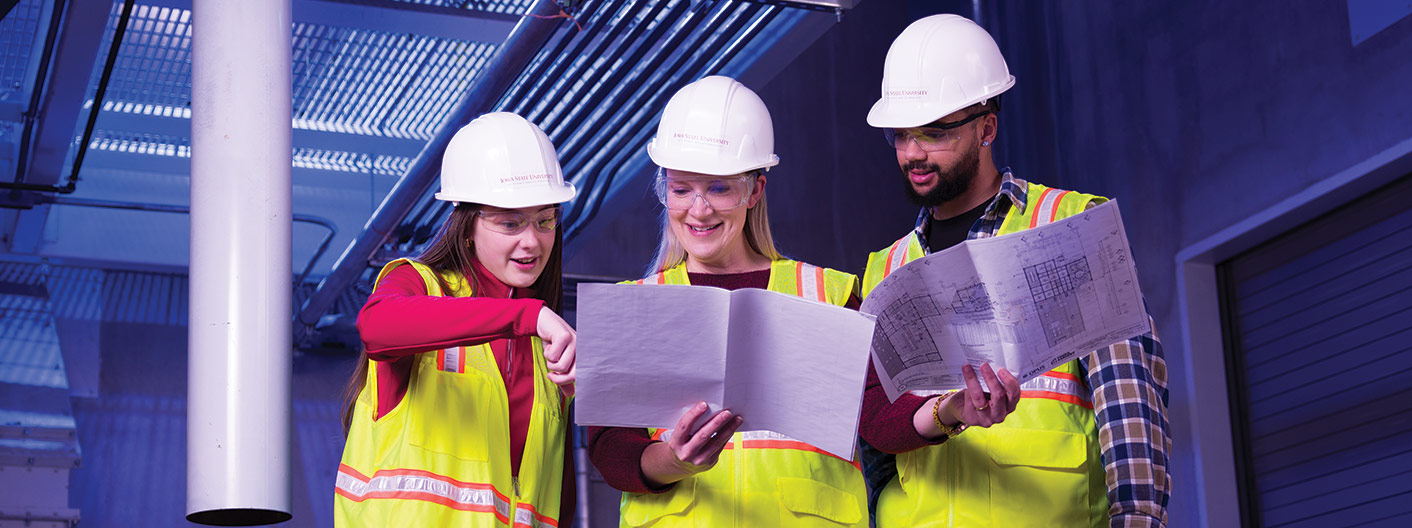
926, 200, 989, 254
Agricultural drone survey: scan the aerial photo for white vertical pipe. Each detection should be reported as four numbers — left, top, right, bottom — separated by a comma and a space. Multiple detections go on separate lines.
187, 0, 293, 525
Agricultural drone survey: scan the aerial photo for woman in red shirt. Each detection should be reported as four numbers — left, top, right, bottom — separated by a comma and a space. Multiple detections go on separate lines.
334, 112, 579, 527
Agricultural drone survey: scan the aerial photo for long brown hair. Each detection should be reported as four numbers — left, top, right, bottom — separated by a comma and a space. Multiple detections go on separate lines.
340, 203, 565, 432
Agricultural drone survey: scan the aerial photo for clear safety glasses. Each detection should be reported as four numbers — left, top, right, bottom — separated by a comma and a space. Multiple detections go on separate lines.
653, 171, 756, 211
476, 207, 561, 235
883, 110, 990, 152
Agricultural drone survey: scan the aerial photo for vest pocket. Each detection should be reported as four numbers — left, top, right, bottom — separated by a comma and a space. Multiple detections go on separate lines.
620, 479, 695, 527
407, 367, 495, 461
777, 477, 864, 526
986, 428, 1092, 527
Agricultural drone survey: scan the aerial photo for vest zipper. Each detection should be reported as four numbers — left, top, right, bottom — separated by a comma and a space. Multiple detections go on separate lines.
507, 338, 515, 392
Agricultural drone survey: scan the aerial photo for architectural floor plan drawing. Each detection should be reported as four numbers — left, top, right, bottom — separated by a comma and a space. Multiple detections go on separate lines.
1025, 255, 1093, 347
860, 201, 1151, 400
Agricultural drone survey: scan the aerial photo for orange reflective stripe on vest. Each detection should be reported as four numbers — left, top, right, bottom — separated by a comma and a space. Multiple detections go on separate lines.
438, 347, 467, 374
1030, 187, 1072, 228
1020, 371, 1093, 409
795, 261, 827, 303
884, 235, 911, 276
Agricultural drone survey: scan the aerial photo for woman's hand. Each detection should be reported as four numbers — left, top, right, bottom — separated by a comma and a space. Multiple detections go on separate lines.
942, 363, 1021, 428
537, 306, 576, 397
914, 363, 1022, 439
642, 402, 744, 487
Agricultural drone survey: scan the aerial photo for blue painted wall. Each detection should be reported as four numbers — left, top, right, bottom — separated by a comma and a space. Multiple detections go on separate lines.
986, 2, 1412, 524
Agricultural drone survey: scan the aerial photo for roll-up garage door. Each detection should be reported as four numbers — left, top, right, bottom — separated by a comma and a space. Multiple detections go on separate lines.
1219, 174, 1412, 527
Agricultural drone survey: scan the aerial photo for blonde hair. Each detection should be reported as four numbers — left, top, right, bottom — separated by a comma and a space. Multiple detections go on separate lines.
646, 172, 782, 274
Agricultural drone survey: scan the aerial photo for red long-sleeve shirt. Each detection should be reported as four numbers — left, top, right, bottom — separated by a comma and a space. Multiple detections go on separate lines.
356, 258, 574, 525
858, 366, 943, 452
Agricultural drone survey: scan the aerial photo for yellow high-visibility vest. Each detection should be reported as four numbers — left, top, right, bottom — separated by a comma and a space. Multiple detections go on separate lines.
335, 258, 567, 528
619, 259, 869, 527
864, 183, 1110, 528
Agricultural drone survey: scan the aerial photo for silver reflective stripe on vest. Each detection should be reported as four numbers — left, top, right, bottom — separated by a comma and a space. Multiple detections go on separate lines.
336, 466, 510, 517
1020, 372, 1092, 407
513, 506, 556, 528
740, 430, 797, 442
886, 236, 911, 275
442, 347, 460, 372
796, 262, 824, 302
907, 389, 952, 398
1032, 188, 1070, 228
905, 372, 1089, 406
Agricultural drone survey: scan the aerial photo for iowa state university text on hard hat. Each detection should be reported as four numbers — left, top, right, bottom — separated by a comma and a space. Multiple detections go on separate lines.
672, 132, 730, 147
886, 88, 929, 99
499, 173, 552, 185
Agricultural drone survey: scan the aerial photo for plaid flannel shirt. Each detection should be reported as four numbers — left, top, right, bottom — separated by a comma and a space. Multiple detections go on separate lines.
866, 170, 1172, 527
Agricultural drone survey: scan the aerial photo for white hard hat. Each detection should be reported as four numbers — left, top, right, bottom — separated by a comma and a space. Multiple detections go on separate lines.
647, 75, 780, 176
435, 112, 577, 208
867, 14, 1015, 129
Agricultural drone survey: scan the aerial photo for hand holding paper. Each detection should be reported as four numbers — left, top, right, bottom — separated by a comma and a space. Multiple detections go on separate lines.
574, 283, 875, 460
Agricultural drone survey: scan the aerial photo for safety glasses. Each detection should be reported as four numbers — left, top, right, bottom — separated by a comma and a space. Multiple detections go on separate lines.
883, 110, 990, 152
476, 207, 561, 235
652, 171, 755, 211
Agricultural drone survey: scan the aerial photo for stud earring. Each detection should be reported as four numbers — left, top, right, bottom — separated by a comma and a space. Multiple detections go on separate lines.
982, 141, 991, 147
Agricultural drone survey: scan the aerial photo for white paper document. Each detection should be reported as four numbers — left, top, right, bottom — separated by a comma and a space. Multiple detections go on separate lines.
860, 200, 1151, 401
574, 283, 876, 460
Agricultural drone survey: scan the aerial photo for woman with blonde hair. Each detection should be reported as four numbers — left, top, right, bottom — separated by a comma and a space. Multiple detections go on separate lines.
587, 76, 869, 527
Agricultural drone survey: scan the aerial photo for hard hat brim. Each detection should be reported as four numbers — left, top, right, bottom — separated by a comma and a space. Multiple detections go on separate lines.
647, 143, 780, 176
434, 181, 577, 209
866, 76, 1015, 129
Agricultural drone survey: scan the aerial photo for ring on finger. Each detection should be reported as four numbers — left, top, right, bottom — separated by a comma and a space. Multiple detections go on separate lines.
975, 402, 990, 411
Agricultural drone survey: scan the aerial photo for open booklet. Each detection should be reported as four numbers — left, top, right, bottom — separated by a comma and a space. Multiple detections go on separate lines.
574, 283, 876, 460
860, 200, 1152, 401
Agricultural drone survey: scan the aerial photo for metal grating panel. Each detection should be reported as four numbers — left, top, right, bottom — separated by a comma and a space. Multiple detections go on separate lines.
392, 0, 539, 16
90, 3, 193, 116
82, 1, 506, 157
88, 129, 189, 157
47, 267, 105, 322
0, 262, 67, 390
293, 147, 414, 175
0, 0, 45, 104
101, 269, 187, 326
293, 26, 499, 140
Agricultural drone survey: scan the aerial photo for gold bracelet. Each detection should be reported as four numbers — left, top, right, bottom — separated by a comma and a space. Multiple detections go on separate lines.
932, 392, 968, 438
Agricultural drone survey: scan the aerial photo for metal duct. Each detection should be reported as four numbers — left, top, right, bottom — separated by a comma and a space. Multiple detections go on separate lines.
186, 0, 294, 524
